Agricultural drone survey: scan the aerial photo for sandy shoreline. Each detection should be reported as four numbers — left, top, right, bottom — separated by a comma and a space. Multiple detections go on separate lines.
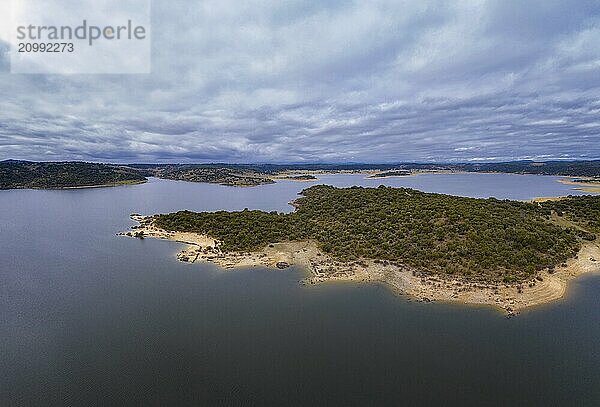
558, 178, 600, 194
120, 215, 600, 316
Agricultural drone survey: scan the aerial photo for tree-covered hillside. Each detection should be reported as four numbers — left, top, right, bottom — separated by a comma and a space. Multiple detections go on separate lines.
0, 161, 146, 189
154, 186, 597, 283
140, 165, 275, 186
538, 195, 600, 234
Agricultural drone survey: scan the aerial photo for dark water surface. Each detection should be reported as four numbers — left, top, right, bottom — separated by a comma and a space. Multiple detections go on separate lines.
1, 174, 599, 406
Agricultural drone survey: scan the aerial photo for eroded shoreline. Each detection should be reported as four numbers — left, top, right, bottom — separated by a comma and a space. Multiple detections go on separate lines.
558, 178, 600, 194
120, 215, 600, 316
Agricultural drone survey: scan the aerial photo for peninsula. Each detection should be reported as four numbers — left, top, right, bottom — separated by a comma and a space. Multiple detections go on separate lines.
122, 186, 600, 315
559, 177, 600, 194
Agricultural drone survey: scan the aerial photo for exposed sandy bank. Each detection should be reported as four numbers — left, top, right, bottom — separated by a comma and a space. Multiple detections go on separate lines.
120, 215, 600, 316
558, 178, 600, 194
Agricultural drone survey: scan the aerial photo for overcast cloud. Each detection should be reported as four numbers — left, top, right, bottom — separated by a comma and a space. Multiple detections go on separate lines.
0, 0, 599, 163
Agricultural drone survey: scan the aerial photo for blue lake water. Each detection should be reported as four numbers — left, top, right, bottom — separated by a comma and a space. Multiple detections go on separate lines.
1, 173, 599, 406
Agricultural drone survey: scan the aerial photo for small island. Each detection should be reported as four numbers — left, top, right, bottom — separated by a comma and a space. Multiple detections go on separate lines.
276, 174, 318, 181
368, 170, 412, 178
122, 186, 600, 315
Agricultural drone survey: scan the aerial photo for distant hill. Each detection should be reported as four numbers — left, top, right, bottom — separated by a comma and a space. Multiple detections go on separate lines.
0, 161, 146, 189
131, 160, 600, 178
131, 164, 275, 186
2, 159, 599, 189
446, 160, 600, 177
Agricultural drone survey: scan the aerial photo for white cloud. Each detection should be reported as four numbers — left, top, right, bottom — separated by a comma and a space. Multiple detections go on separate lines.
0, 0, 599, 162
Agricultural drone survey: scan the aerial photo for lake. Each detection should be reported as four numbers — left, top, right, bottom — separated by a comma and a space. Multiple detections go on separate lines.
1, 173, 599, 406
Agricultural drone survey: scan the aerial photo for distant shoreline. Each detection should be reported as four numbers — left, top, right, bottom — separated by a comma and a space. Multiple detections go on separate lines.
3, 160, 600, 191
5, 180, 147, 190
0, 161, 147, 190
56, 180, 147, 189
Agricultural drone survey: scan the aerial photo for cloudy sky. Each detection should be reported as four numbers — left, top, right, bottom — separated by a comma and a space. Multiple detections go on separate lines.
0, 0, 599, 163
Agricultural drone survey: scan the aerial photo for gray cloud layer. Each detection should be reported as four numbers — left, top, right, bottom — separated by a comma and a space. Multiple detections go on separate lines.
0, 0, 599, 162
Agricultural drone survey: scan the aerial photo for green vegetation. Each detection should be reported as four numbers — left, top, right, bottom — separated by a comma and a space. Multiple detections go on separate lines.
133, 160, 600, 178
369, 170, 412, 178
5, 160, 600, 189
571, 178, 600, 184
134, 164, 275, 186
538, 195, 600, 235
453, 161, 600, 177
0, 161, 146, 189
280, 174, 318, 180
154, 186, 598, 283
